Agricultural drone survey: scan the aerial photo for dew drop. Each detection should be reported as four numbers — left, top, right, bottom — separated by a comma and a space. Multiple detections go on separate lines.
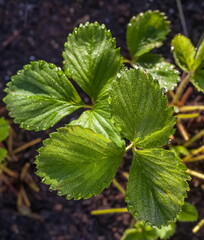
117, 73, 121, 78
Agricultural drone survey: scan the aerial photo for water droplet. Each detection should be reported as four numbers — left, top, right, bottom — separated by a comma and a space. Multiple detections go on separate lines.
162, 87, 167, 92
171, 46, 174, 51
30, 56, 35, 61
117, 73, 121, 78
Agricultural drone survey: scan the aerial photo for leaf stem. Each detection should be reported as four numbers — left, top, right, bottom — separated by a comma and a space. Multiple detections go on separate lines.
179, 105, 204, 112
183, 155, 204, 163
112, 178, 126, 196
187, 169, 204, 180
122, 172, 129, 179
193, 218, 204, 233
91, 208, 128, 215
176, 0, 188, 37
125, 142, 134, 152
172, 73, 191, 105
177, 113, 199, 119
183, 130, 204, 147
177, 121, 189, 141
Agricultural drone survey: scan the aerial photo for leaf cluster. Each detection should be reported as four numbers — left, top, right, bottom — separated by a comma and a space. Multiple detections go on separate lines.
4, 11, 190, 227
121, 202, 198, 240
171, 35, 204, 92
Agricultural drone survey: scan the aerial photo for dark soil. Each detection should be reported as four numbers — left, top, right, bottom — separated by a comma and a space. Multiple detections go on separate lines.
0, 0, 204, 239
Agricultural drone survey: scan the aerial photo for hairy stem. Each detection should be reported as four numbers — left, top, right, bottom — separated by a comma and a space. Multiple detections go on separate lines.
179, 105, 204, 112
184, 130, 204, 147
187, 169, 204, 180
173, 73, 191, 105
91, 208, 128, 215
177, 113, 199, 119
112, 178, 126, 196
193, 218, 204, 233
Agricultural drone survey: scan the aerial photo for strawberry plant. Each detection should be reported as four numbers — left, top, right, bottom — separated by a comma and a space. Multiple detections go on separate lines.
5, 9, 204, 231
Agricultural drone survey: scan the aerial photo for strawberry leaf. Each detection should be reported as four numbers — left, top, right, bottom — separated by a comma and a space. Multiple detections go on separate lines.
194, 39, 204, 70
177, 202, 198, 222
171, 34, 196, 72
191, 70, 204, 93
0, 118, 10, 142
4, 61, 84, 131
110, 68, 175, 148
126, 149, 190, 227
63, 22, 121, 101
36, 126, 125, 199
0, 148, 7, 163
127, 10, 170, 59
137, 53, 180, 91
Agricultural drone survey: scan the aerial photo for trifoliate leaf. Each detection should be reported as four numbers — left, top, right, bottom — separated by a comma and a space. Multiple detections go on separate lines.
191, 70, 204, 93
36, 125, 125, 199
127, 10, 170, 59
155, 223, 176, 239
171, 34, 196, 72
63, 22, 121, 101
110, 68, 176, 148
177, 202, 198, 222
4, 61, 84, 131
126, 149, 190, 227
121, 223, 157, 240
0, 148, 7, 163
194, 39, 204, 70
137, 53, 180, 91
0, 118, 10, 142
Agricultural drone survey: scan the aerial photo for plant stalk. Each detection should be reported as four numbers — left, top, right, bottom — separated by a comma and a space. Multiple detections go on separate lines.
172, 73, 191, 105
112, 178, 126, 196
183, 130, 204, 147
91, 208, 128, 215
176, 0, 188, 36
187, 169, 204, 180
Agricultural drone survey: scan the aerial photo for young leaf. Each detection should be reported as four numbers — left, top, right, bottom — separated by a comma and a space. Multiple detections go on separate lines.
36, 126, 125, 199
63, 22, 121, 101
177, 202, 198, 222
126, 149, 190, 227
110, 68, 176, 148
194, 39, 204, 70
137, 53, 180, 91
4, 61, 84, 131
0, 118, 10, 142
191, 70, 204, 93
155, 223, 176, 239
0, 148, 7, 163
127, 10, 170, 59
171, 34, 196, 72
121, 223, 158, 240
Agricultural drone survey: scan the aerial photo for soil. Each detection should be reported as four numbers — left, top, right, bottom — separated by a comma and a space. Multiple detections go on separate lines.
0, 0, 204, 239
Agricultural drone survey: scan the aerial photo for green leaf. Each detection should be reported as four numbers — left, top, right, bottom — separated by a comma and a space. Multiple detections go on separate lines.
137, 53, 180, 91
170, 146, 189, 157
63, 22, 121, 101
0, 148, 7, 163
36, 125, 125, 199
177, 202, 198, 222
69, 109, 124, 148
191, 69, 204, 93
127, 10, 170, 59
155, 223, 176, 239
126, 149, 190, 227
194, 39, 204, 70
121, 223, 157, 240
4, 61, 84, 131
0, 118, 10, 142
110, 68, 176, 148
171, 34, 196, 72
